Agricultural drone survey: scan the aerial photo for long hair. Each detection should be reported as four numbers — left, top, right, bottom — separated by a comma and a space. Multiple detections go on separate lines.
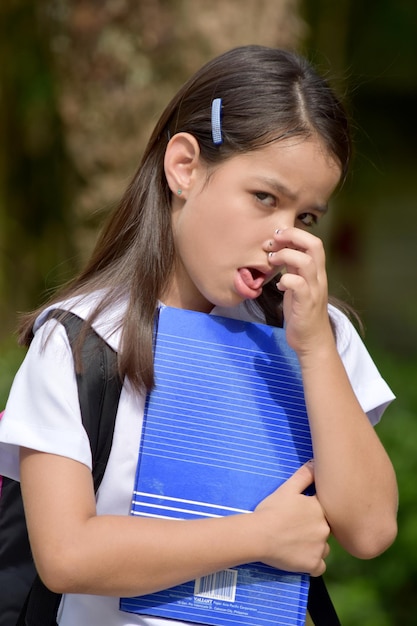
19, 45, 351, 392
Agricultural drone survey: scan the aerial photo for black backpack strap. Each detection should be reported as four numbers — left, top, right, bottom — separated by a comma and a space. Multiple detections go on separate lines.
308, 575, 341, 625
17, 309, 123, 626
0, 477, 36, 626
52, 310, 123, 491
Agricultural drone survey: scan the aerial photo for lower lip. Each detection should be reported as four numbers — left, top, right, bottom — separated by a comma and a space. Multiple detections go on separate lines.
234, 269, 264, 300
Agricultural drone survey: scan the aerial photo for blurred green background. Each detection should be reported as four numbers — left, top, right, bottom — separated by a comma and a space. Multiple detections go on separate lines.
0, 1, 416, 624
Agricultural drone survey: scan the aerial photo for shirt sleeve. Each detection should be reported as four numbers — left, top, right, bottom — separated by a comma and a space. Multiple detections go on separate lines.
328, 304, 395, 425
0, 319, 92, 481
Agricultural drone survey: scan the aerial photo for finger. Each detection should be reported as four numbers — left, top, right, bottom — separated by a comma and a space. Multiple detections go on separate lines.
310, 559, 327, 577
273, 230, 326, 281
270, 247, 321, 282
276, 271, 310, 295
274, 227, 325, 260
282, 460, 315, 494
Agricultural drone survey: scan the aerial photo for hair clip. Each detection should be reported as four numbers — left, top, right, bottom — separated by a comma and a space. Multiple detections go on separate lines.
211, 98, 223, 145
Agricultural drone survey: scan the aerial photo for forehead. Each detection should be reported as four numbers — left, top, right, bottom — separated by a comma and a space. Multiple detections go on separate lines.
207, 136, 342, 194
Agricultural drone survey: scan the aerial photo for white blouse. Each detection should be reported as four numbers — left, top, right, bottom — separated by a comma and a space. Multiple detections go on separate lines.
0, 294, 395, 626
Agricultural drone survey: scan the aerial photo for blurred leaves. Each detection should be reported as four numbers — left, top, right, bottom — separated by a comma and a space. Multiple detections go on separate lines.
1, 1, 416, 624
0, 0, 77, 327
323, 345, 417, 624
0, 0, 305, 332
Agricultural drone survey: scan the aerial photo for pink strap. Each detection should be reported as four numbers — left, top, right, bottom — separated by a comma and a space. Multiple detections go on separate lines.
0, 410, 4, 497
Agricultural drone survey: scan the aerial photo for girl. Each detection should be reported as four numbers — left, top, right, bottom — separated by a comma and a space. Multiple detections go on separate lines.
0, 45, 397, 625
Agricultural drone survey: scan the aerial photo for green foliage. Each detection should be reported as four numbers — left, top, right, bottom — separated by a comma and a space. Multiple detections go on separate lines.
1, 335, 415, 624
325, 345, 417, 625
0, 336, 25, 403
1, 2, 416, 623
0, 1, 77, 337
0, 336, 25, 408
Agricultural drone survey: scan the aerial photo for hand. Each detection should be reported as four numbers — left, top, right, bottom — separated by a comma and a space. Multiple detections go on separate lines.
268, 228, 333, 356
253, 461, 330, 576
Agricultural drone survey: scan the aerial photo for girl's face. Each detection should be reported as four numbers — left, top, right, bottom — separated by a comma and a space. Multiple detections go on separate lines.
164, 136, 341, 313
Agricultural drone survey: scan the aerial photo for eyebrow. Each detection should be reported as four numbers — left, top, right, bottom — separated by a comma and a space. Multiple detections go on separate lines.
253, 176, 329, 214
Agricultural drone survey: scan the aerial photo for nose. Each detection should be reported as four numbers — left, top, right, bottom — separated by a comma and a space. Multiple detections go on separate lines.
262, 212, 298, 253
263, 238, 276, 253
262, 227, 288, 254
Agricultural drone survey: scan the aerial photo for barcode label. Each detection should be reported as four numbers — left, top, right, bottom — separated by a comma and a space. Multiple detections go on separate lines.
194, 569, 238, 602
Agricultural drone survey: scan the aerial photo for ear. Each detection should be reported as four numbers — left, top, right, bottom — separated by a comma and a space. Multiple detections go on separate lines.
164, 132, 201, 199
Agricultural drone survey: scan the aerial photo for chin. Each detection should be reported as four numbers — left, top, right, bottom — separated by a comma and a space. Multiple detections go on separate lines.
195, 285, 247, 312
210, 295, 247, 311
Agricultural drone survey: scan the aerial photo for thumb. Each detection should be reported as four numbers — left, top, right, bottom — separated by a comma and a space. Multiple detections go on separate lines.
283, 460, 315, 495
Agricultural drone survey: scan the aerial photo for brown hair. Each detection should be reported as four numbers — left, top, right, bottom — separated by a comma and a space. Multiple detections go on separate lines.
19, 45, 352, 392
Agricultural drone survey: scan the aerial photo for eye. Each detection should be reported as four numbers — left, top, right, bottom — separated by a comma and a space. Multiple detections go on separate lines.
254, 192, 276, 208
298, 212, 319, 228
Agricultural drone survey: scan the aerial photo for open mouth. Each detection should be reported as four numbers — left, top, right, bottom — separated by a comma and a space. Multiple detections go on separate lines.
237, 267, 267, 291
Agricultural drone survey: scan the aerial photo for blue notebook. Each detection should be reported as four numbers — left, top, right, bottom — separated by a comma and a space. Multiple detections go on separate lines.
120, 306, 313, 625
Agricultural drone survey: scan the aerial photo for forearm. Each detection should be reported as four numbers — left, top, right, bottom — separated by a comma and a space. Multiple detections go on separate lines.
22, 449, 331, 596
20, 449, 258, 596
40, 513, 257, 597
299, 333, 398, 557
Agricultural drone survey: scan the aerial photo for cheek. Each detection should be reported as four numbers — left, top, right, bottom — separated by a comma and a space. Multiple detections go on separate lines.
173, 207, 220, 266
188, 204, 237, 251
